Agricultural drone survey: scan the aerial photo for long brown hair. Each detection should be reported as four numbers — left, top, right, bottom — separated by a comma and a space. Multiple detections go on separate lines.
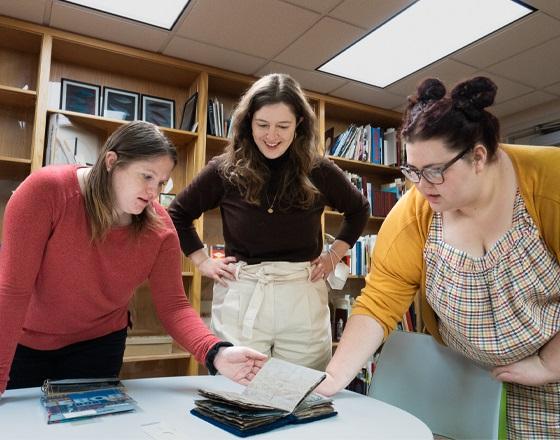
85, 121, 177, 241
220, 73, 321, 210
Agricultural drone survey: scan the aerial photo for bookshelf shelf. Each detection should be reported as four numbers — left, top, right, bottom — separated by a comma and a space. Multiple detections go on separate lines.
0, 85, 36, 108
123, 349, 191, 363
328, 155, 402, 178
324, 209, 385, 223
0, 155, 31, 180
46, 109, 198, 148
206, 134, 229, 159
0, 154, 32, 165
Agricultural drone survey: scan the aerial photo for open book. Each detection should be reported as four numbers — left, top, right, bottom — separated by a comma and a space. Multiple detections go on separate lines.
191, 358, 336, 437
41, 378, 136, 424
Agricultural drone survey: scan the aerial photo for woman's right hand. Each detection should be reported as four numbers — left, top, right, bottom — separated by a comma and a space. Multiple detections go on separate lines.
199, 256, 237, 287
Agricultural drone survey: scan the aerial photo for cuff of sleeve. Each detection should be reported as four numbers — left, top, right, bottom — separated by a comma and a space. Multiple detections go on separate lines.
205, 341, 234, 375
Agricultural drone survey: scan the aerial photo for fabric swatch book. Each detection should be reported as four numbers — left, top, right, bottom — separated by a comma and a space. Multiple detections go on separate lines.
41, 378, 136, 424
191, 358, 337, 437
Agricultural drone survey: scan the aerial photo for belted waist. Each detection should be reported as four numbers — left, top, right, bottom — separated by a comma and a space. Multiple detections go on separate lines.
236, 261, 312, 338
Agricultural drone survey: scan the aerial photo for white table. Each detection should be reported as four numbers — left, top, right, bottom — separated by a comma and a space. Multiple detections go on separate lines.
1, 375, 432, 439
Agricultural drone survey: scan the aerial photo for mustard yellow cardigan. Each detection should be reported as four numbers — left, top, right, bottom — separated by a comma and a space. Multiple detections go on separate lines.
353, 144, 560, 343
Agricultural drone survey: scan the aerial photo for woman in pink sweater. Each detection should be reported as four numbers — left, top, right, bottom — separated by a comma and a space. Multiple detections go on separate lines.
0, 121, 266, 396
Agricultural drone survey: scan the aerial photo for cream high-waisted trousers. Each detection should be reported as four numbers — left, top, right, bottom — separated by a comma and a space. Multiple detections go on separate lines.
211, 261, 332, 371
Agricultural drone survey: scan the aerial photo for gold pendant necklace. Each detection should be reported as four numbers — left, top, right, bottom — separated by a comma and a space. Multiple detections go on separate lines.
266, 189, 279, 214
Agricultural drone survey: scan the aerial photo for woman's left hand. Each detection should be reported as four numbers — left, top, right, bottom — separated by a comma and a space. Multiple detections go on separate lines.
214, 346, 268, 385
492, 354, 560, 386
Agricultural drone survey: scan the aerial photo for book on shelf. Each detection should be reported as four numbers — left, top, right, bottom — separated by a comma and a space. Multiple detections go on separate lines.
209, 244, 226, 259
41, 377, 136, 424
324, 126, 335, 156
180, 91, 198, 132
191, 358, 337, 437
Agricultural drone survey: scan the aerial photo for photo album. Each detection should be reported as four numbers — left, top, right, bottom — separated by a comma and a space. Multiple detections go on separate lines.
191, 358, 337, 437
41, 377, 136, 424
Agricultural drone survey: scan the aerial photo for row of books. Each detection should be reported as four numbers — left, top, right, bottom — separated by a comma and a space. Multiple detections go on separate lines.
327, 125, 404, 166
398, 303, 417, 333
207, 97, 232, 138
325, 234, 376, 278
344, 171, 402, 218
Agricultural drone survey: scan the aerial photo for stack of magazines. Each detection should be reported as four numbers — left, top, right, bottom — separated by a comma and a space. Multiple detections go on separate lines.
41, 378, 136, 424
191, 358, 337, 437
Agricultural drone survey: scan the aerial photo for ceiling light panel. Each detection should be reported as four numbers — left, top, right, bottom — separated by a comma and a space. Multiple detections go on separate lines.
61, 0, 190, 30
318, 0, 533, 87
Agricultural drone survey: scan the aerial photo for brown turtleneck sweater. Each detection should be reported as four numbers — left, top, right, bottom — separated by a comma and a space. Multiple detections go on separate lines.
169, 153, 369, 264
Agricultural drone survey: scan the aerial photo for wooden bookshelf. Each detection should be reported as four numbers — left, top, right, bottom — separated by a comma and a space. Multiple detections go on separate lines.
0, 15, 415, 379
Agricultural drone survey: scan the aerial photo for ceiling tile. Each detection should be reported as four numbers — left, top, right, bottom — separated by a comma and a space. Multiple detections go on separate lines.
275, 17, 366, 70
329, 0, 415, 29
50, 2, 169, 52
487, 36, 560, 88
0, 0, 48, 24
255, 62, 347, 94
473, 72, 533, 104
329, 82, 406, 109
523, 0, 560, 20
490, 91, 557, 118
175, 0, 319, 59
163, 36, 267, 75
282, 0, 342, 14
544, 82, 560, 97
451, 12, 560, 69
386, 59, 477, 97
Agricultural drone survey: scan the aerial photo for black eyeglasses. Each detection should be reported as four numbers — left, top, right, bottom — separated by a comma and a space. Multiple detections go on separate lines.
399, 146, 472, 185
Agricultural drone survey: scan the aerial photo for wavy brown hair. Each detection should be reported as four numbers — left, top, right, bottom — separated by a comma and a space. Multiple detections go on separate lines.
85, 121, 177, 241
219, 73, 321, 210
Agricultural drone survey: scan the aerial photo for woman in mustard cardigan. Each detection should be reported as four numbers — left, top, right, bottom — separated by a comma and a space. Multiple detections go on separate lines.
317, 76, 560, 438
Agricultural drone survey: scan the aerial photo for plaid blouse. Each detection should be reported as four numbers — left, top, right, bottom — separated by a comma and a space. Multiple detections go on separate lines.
425, 191, 560, 439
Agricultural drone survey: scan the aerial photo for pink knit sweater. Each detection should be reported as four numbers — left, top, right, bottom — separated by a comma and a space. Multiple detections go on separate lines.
0, 165, 220, 392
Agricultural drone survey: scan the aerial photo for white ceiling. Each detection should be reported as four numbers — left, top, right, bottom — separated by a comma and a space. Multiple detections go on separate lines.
1, 0, 560, 121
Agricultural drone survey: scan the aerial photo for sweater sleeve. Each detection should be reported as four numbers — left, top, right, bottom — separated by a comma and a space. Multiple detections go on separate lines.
352, 188, 427, 338
147, 209, 221, 364
168, 158, 225, 256
317, 159, 369, 246
0, 170, 60, 393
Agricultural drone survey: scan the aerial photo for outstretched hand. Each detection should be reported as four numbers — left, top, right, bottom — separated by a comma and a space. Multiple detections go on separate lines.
214, 346, 268, 385
314, 372, 340, 397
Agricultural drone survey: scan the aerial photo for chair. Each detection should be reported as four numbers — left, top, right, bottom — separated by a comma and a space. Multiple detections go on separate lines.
369, 331, 506, 439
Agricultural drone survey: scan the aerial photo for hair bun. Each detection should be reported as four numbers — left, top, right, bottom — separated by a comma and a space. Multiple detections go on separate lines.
417, 78, 446, 103
451, 76, 497, 119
